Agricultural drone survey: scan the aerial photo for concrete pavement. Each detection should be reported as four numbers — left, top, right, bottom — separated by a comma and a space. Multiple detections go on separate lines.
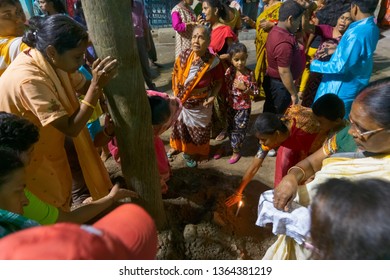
155, 26, 390, 188
152, 26, 390, 93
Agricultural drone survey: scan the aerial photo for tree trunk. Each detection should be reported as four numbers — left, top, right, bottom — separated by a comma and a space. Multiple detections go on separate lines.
82, 0, 167, 229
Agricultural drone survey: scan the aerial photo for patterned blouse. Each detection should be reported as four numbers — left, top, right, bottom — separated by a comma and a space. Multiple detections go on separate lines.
225, 66, 258, 110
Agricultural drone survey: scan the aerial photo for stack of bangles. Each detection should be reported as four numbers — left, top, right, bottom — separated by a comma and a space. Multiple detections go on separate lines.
287, 166, 306, 184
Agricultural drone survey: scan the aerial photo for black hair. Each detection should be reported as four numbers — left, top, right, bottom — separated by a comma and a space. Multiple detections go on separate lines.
316, 0, 351, 26
45, 0, 67, 14
253, 113, 289, 135
148, 96, 171, 126
202, 0, 228, 21
312, 94, 345, 121
311, 178, 390, 260
74, 0, 82, 10
0, 0, 19, 8
0, 112, 40, 153
0, 148, 24, 189
228, 42, 248, 58
352, 0, 379, 14
355, 77, 390, 130
22, 14, 88, 55
278, 0, 305, 22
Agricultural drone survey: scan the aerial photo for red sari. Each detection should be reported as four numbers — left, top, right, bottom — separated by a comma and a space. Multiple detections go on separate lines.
274, 105, 327, 186
208, 25, 237, 137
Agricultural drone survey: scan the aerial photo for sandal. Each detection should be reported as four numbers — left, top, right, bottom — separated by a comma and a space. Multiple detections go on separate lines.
228, 153, 241, 164
215, 130, 227, 141
182, 153, 197, 168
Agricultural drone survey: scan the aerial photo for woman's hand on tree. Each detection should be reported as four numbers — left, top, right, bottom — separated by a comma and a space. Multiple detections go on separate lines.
91, 56, 118, 88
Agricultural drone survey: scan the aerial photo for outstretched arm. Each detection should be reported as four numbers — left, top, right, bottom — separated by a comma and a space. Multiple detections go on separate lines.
225, 155, 266, 207
57, 184, 138, 223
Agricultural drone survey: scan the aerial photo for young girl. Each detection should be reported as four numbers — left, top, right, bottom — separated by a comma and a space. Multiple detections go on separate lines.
217, 42, 258, 164
108, 90, 182, 194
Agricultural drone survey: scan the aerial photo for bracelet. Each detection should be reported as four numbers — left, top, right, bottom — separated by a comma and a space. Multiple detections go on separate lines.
81, 99, 95, 110
234, 191, 243, 198
103, 127, 114, 138
287, 166, 306, 183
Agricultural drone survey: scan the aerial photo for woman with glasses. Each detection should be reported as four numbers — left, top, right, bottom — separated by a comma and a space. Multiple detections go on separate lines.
263, 77, 390, 259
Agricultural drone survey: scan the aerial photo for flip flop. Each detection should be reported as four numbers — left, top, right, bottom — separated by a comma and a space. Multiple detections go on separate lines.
185, 158, 197, 168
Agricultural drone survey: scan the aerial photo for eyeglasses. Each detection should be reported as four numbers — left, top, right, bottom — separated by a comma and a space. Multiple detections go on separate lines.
349, 117, 385, 138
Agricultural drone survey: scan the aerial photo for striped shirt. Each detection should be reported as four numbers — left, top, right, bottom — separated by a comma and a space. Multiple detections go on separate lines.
0, 36, 28, 76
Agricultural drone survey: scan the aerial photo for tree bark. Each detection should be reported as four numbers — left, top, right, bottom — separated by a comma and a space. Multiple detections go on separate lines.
82, 0, 167, 229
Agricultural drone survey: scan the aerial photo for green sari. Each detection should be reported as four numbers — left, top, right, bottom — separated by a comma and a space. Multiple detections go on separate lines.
0, 209, 39, 238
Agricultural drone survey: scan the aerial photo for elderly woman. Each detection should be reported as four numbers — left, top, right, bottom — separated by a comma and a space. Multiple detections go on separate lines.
169, 25, 224, 167
171, 0, 197, 58
0, 15, 117, 211
265, 77, 390, 260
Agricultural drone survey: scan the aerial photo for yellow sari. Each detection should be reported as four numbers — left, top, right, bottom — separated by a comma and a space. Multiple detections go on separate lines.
254, 2, 282, 97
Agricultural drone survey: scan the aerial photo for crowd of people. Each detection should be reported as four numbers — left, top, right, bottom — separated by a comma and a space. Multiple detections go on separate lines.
0, 0, 389, 260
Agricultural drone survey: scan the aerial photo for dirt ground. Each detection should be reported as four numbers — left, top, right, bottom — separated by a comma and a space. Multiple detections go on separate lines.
105, 97, 278, 260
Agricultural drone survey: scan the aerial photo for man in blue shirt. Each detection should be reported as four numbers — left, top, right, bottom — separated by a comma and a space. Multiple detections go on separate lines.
310, 0, 380, 118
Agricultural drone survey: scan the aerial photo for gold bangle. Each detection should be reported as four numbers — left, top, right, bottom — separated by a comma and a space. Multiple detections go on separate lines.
287, 166, 306, 183
81, 99, 95, 110
234, 191, 243, 198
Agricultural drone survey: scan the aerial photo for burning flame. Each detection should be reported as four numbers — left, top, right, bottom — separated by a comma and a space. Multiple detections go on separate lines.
235, 200, 244, 216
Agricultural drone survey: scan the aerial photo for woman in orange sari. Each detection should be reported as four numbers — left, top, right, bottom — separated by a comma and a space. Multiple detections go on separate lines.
243, 0, 281, 97
169, 25, 224, 167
